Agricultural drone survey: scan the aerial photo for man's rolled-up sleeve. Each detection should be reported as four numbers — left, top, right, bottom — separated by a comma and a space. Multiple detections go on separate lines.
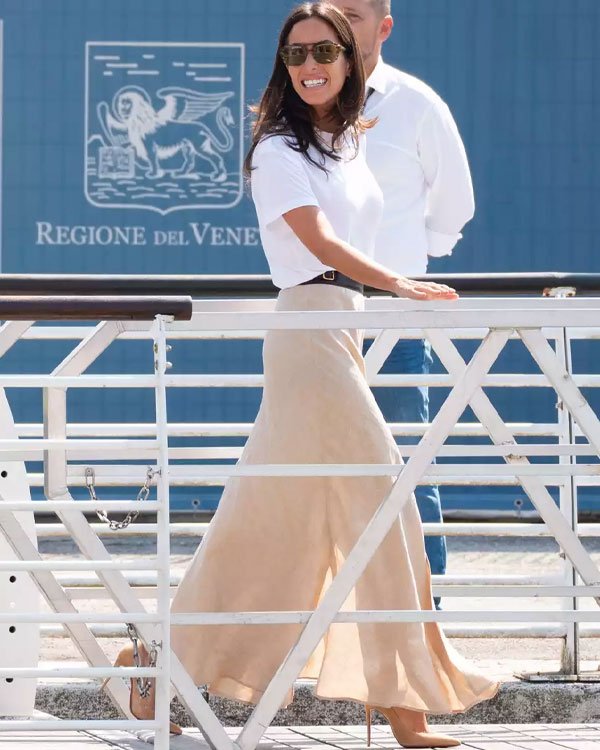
417, 99, 475, 258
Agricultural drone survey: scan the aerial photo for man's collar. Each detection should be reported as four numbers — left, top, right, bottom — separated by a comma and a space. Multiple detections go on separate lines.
365, 56, 389, 95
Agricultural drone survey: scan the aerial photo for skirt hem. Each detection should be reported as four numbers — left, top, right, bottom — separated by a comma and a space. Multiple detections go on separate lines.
204, 675, 502, 715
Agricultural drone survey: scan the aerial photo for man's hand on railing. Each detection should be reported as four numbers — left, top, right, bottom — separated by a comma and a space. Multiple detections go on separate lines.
390, 277, 459, 300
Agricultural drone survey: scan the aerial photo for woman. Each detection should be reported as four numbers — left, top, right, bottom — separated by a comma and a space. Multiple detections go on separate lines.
168, 3, 500, 747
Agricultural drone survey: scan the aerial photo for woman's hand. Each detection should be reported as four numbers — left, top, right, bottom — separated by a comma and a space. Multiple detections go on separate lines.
390, 276, 459, 300
281, 206, 460, 299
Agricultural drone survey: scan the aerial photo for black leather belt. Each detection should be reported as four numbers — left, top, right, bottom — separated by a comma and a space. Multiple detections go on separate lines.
299, 270, 364, 293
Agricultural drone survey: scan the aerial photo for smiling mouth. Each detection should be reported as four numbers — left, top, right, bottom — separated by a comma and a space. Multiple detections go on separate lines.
302, 78, 327, 89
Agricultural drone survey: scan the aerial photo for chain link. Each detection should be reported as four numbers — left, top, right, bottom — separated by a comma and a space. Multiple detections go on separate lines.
85, 466, 157, 530
86, 461, 161, 691
126, 623, 159, 698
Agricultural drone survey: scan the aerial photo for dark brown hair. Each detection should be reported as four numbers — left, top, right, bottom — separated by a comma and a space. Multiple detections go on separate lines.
243, 2, 375, 176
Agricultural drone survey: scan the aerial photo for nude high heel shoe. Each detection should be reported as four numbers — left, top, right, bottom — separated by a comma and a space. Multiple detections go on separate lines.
101, 642, 182, 735
365, 705, 460, 748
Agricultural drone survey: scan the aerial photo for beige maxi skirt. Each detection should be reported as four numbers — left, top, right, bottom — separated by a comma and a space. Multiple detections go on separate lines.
170, 284, 500, 711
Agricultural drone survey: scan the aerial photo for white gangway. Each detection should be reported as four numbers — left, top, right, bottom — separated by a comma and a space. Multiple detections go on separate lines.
0, 281, 599, 750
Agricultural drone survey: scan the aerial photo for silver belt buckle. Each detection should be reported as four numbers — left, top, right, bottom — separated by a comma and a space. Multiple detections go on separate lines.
322, 270, 335, 281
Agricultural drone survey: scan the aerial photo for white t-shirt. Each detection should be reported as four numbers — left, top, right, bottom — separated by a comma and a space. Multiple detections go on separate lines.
250, 131, 383, 289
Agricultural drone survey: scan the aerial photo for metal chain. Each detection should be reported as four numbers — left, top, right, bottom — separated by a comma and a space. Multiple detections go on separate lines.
126, 623, 159, 698
85, 466, 157, 530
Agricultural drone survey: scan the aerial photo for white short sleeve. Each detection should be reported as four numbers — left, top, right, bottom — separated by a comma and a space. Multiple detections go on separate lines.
250, 136, 320, 228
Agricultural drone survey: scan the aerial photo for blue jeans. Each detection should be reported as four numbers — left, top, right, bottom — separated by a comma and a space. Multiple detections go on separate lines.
366, 338, 446, 610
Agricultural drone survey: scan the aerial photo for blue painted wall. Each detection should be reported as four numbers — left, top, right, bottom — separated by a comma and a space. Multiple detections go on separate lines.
1, 0, 598, 512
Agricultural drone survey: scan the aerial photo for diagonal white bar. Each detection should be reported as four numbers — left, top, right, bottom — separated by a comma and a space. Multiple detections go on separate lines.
0, 508, 133, 713
235, 329, 511, 750
519, 327, 600, 456
0, 320, 34, 357
426, 328, 600, 599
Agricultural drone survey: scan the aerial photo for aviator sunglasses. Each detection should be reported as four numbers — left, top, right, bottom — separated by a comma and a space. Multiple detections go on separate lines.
279, 40, 346, 66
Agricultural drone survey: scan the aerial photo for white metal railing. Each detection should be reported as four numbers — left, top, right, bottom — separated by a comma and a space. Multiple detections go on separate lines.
0, 294, 599, 749
0, 307, 180, 749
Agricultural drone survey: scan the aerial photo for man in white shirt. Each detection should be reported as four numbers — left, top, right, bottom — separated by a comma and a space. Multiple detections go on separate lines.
331, 0, 475, 609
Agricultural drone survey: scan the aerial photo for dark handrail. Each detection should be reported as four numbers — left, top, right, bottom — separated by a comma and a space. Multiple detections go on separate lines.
0, 296, 193, 321
0, 273, 597, 297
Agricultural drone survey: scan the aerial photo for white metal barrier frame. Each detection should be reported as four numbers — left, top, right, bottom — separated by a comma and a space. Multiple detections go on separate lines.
22, 296, 600, 649
1, 295, 600, 749
0, 313, 185, 749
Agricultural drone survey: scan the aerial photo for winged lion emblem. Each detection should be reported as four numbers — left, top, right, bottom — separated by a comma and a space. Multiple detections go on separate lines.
96, 85, 235, 181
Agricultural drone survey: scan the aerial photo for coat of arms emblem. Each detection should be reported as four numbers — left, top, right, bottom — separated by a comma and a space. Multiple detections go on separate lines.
85, 42, 244, 214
